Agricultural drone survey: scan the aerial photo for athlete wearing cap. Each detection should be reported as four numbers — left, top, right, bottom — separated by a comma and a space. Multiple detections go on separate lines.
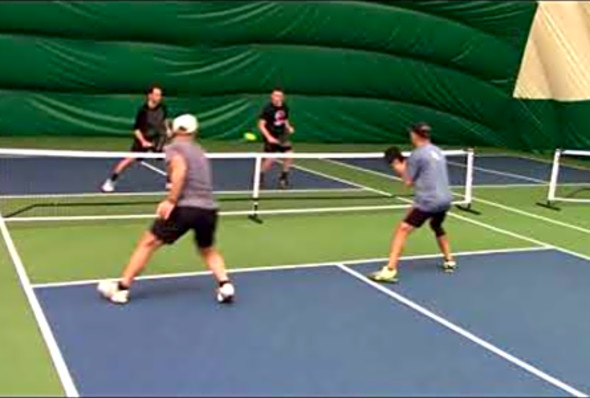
98, 114, 235, 304
370, 122, 456, 283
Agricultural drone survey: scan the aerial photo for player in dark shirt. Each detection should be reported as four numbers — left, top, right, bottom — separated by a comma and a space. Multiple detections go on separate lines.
258, 88, 295, 189
101, 85, 170, 193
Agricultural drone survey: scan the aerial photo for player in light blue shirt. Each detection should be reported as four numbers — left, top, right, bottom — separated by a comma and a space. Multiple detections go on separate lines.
370, 123, 456, 283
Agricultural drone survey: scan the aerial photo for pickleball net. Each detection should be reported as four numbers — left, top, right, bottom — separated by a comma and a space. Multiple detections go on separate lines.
0, 147, 474, 222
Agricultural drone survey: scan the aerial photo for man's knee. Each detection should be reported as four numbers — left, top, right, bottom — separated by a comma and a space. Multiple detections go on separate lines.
398, 222, 414, 234
141, 231, 164, 249
429, 220, 446, 237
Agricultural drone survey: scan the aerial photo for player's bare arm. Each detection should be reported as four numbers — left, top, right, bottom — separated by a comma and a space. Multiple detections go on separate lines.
258, 119, 279, 144
158, 154, 187, 220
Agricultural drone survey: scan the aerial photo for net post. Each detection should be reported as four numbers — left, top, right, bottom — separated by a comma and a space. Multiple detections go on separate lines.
548, 148, 561, 204
536, 149, 562, 210
455, 148, 480, 214
464, 147, 474, 206
248, 155, 264, 224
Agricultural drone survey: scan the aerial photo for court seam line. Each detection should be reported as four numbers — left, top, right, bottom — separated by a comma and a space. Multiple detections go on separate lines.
335, 263, 588, 398
327, 157, 544, 186
319, 159, 582, 189
30, 246, 548, 289
289, 161, 392, 197
472, 197, 590, 235
0, 215, 79, 397
139, 161, 167, 177
439, 202, 590, 263
474, 183, 588, 189
486, 153, 590, 172
445, 160, 546, 183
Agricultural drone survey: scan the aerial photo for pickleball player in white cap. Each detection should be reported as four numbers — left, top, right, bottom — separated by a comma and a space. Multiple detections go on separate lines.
98, 114, 235, 304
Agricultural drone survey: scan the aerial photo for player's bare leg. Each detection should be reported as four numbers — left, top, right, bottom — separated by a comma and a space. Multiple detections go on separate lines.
436, 234, 452, 262
429, 218, 456, 272
120, 231, 163, 287
435, 233, 456, 272
199, 246, 229, 282
260, 157, 275, 188
370, 222, 413, 283
279, 150, 293, 189
97, 231, 162, 303
387, 222, 414, 271
199, 246, 235, 303
101, 157, 137, 192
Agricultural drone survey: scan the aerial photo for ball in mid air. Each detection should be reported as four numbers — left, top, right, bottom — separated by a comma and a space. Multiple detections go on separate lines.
244, 132, 257, 142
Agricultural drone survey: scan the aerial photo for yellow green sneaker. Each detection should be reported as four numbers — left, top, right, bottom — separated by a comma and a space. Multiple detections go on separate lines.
442, 259, 457, 273
369, 266, 399, 283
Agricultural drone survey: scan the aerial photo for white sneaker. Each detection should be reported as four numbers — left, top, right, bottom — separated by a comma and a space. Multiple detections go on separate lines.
217, 282, 235, 304
97, 280, 129, 304
101, 179, 116, 193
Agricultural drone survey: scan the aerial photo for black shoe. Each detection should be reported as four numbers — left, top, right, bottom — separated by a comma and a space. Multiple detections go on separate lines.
279, 177, 289, 190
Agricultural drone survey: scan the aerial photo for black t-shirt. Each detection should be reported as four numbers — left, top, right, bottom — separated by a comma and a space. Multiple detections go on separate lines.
260, 103, 289, 140
134, 103, 168, 141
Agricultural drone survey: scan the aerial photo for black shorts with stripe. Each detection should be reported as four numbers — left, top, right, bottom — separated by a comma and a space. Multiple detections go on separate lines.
151, 207, 218, 248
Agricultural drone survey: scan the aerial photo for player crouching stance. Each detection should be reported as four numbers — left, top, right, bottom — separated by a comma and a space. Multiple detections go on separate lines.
98, 114, 235, 304
370, 123, 456, 283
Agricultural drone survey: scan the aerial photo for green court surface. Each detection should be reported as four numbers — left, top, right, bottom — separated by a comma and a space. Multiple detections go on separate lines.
2, 137, 590, 396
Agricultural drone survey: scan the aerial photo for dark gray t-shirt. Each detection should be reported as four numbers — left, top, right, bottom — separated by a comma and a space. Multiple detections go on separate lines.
407, 144, 453, 213
165, 141, 217, 210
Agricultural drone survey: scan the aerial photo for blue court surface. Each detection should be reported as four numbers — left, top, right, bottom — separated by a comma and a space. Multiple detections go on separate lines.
335, 154, 589, 186
33, 248, 590, 396
1, 154, 587, 197
0, 157, 354, 195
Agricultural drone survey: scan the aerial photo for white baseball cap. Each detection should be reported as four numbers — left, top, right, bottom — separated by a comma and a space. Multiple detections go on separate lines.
172, 114, 198, 134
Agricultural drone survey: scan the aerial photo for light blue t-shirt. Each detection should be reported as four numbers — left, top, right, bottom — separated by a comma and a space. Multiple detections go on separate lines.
407, 144, 453, 213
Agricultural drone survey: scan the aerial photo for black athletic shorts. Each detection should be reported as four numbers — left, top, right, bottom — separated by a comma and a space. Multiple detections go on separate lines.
130, 138, 151, 153
130, 136, 165, 153
151, 207, 218, 248
404, 207, 448, 229
263, 141, 292, 153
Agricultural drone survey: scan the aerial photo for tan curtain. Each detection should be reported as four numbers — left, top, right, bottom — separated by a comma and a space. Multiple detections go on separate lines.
514, 1, 590, 101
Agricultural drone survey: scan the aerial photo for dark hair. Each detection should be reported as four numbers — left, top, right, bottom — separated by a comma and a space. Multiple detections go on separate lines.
410, 122, 431, 139
272, 86, 284, 93
146, 84, 162, 95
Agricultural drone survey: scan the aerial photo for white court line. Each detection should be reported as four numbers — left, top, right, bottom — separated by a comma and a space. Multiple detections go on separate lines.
31, 246, 549, 289
329, 158, 590, 257
473, 183, 589, 189
479, 153, 590, 173
272, 161, 590, 263
321, 163, 590, 263
322, 159, 466, 200
337, 264, 587, 397
0, 214, 79, 396
446, 160, 545, 184
140, 161, 167, 177
473, 197, 590, 235
289, 162, 395, 197
328, 156, 545, 185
